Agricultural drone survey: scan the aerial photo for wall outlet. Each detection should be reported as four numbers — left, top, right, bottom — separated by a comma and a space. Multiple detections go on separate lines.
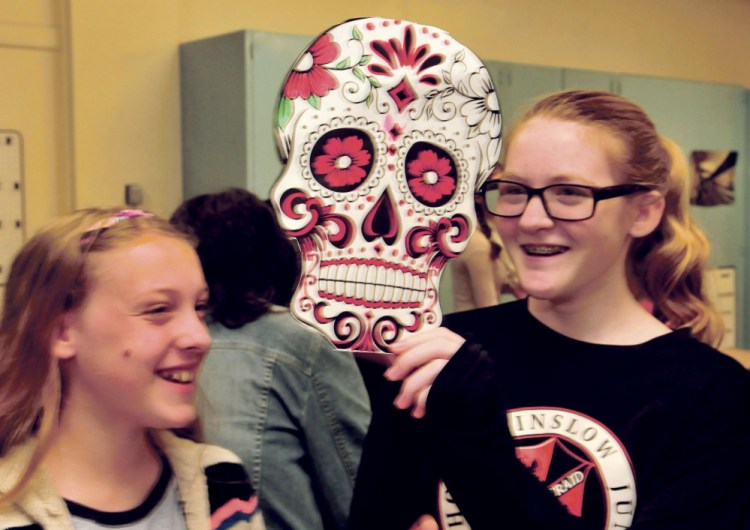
125, 184, 143, 207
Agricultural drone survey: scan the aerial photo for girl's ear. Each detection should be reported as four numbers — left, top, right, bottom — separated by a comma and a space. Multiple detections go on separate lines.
629, 190, 665, 238
50, 314, 77, 360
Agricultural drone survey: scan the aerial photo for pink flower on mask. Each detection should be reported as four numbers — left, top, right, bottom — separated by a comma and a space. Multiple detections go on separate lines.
407, 149, 456, 204
368, 24, 444, 86
283, 34, 340, 99
312, 135, 372, 188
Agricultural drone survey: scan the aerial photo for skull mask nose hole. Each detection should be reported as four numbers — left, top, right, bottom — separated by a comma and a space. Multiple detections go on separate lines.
362, 189, 400, 246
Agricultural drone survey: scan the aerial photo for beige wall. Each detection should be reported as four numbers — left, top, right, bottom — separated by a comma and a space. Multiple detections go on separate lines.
176, 0, 750, 87
0, 0, 68, 235
4, 0, 750, 224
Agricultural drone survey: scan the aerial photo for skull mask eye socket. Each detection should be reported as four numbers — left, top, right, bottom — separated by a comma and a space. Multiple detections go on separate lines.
310, 129, 375, 192
405, 142, 458, 207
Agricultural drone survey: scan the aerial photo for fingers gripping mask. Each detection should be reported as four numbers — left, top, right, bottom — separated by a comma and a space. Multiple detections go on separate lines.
270, 17, 502, 353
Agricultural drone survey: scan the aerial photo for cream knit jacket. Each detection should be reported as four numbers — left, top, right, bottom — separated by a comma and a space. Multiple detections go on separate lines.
0, 431, 265, 530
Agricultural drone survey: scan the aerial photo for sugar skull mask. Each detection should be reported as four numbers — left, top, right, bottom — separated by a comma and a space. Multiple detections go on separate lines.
270, 17, 501, 353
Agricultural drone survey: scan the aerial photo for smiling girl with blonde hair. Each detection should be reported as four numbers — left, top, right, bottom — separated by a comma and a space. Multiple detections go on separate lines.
0, 208, 264, 530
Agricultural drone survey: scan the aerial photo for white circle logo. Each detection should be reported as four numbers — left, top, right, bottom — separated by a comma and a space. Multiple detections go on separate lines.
438, 407, 636, 530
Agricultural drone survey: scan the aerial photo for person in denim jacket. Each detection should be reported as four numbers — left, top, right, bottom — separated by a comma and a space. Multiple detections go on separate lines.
171, 188, 371, 530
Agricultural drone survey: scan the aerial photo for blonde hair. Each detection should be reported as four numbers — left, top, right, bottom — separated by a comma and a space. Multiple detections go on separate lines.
639, 137, 723, 346
508, 90, 723, 346
0, 208, 192, 504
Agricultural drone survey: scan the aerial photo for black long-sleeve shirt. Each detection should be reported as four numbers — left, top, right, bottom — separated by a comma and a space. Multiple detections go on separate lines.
349, 299, 750, 530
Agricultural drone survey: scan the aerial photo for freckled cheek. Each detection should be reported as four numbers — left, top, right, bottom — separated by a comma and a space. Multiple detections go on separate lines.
113, 347, 158, 374
495, 218, 516, 241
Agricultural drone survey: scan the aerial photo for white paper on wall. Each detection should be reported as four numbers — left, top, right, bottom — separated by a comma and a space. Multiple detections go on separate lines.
704, 266, 737, 349
0, 131, 24, 285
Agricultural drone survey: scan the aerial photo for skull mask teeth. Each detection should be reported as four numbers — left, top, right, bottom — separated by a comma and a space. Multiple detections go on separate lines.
271, 17, 502, 353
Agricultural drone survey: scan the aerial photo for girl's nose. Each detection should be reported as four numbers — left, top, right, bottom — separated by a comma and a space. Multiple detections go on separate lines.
177, 311, 212, 356
518, 195, 555, 230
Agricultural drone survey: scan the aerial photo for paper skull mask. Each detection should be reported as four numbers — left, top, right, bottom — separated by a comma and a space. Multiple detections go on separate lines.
270, 17, 501, 353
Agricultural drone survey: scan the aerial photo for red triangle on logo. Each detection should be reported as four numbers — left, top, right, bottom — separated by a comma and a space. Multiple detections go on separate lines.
549, 465, 592, 517
515, 438, 555, 482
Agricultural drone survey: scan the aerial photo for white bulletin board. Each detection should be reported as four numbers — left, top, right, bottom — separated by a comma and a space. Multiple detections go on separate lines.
0, 131, 25, 285
704, 266, 737, 350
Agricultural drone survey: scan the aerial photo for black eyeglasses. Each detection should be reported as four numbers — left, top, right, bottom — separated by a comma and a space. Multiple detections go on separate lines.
479, 180, 654, 221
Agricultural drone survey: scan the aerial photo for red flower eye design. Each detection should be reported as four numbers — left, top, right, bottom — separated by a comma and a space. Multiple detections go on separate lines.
311, 129, 374, 192
405, 143, 458, 206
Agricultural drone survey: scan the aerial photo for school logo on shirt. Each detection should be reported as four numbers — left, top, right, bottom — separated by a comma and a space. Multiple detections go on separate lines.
437, 407, 636, 530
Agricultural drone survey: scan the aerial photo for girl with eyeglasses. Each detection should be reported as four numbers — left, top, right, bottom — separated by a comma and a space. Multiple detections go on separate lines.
349, 90, 750, 530
450, 163, 524, 312
0, 209, 265, 529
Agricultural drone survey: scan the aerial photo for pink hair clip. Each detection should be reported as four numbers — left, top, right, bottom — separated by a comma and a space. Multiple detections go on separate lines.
80, 209, 154, 247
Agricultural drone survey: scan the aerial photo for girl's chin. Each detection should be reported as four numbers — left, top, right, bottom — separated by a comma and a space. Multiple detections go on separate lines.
516, 278, 559, 299
519, 285, 573, 305
152, 409, 198, 431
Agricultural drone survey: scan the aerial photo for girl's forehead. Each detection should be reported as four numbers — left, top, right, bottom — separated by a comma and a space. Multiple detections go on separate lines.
91, 233, 192, 260
85, 235, 201, 290
517, 116, 609, 139
505, 118, 626, 186
511, 118, 625, 157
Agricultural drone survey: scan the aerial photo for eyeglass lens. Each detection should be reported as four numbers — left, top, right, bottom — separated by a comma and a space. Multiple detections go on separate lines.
484, 182, 596, 221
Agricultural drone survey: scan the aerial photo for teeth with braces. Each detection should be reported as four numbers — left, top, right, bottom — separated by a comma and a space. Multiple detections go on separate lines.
524, 245, 566, 256
317, 261, 427, 307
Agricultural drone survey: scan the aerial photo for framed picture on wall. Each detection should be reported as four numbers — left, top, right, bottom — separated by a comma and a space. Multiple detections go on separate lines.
689, 150, 738, 206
